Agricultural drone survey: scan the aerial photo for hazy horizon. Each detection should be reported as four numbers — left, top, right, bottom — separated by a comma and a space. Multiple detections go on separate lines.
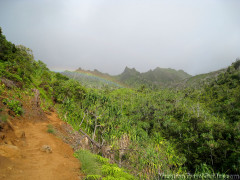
58, 65, 226, 77
0, 0, 240, 76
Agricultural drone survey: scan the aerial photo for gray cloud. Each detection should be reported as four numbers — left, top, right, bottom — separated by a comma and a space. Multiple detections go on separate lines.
0, 0, 240, 75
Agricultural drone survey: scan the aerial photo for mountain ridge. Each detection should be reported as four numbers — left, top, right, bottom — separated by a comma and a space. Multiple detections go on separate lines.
66, 66, 191, 89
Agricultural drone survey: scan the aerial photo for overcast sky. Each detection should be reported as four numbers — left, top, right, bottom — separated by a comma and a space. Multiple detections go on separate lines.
0, 0, 240, 75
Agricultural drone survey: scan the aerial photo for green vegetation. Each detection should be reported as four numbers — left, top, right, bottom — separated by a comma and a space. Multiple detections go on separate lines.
74, 150, 102, 176
47, 124, 55, 134
2, 98, 23, 116
74, 149, 135, 179
63, 66, 191, 90
114, 66, 191, 88
173, 68, 227, 89
0, 114, 8, 123
142, 67, 191, 84
62, 71, 122, 89
0, 27, 239, 179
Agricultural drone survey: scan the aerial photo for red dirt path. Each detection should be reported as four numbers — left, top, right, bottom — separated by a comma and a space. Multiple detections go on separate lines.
0, 112, 82, 180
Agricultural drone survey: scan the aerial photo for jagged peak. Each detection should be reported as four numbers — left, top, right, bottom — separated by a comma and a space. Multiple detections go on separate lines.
76, 67, 82, 71
93, 69, 100, 73
123, 66, 137, 72
124, 66, 131, 71
153, 67, 173, 71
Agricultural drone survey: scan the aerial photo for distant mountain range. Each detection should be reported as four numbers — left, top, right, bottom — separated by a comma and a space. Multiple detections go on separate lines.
115, 66, 191, 88
62, 66, 192, 89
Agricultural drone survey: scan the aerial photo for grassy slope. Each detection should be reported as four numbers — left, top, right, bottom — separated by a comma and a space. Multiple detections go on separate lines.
62, 70, 124, 89
172, 68, 226, 89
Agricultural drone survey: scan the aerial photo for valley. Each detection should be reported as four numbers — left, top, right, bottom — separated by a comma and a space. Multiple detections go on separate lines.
0, 28, 239, 179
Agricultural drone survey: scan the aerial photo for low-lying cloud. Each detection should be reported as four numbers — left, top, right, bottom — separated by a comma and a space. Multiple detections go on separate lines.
0, 0, 240, 75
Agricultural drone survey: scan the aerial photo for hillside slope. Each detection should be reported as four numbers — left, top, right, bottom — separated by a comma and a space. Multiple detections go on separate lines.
142, 67, 190, 84
0, 27, 136, 179
115, 66, 191, 88
0, 27, 239, 178
114, 67, 153, 88
62, 70, 124, 89
172, 68, 227, 89
0, 94, 81, 180
64, 66, 191, 89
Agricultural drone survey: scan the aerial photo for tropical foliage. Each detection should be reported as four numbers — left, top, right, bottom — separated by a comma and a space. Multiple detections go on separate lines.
2, 98, 23, 116
0, 27, 239, 179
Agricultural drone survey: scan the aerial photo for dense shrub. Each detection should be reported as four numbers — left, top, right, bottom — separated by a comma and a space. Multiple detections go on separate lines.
2, 98, 23, 116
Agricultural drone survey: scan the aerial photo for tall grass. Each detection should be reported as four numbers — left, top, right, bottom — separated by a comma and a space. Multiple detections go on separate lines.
74, 150, 102, 176
74, 149, 136, 180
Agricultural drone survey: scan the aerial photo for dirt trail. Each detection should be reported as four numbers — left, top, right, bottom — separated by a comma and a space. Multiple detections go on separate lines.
0, 112, 82, 180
